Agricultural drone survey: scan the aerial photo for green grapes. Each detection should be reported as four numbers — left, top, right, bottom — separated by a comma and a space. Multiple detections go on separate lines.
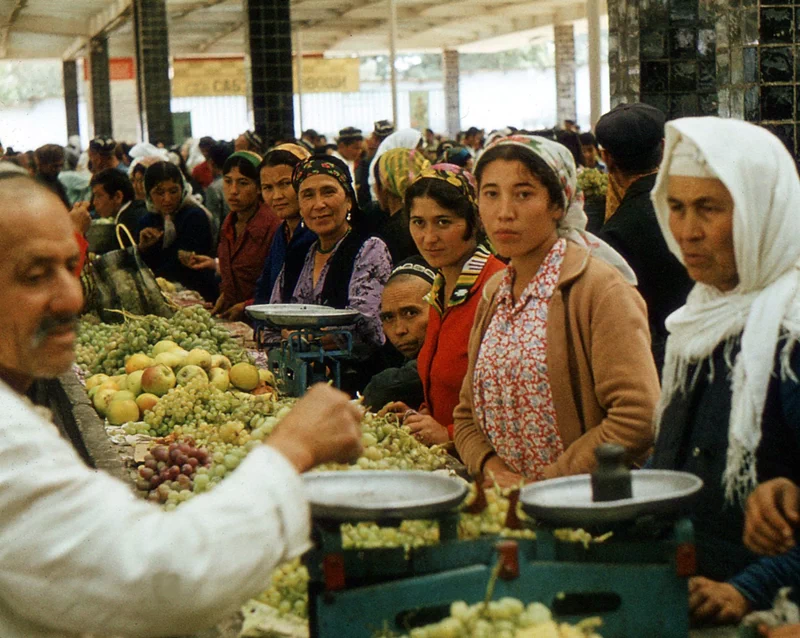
76, 306, 250, 375
394, 598, 604, 638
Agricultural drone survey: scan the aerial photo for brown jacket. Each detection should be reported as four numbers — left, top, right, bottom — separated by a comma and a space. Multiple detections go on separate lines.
453, 242, 659, 479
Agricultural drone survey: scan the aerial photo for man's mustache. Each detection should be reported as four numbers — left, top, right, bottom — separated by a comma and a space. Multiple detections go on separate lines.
32, 314, 79, 348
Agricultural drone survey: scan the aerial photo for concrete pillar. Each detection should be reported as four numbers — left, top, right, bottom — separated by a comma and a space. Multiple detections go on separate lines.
88, 36, 112, 138
63, 60, 81, 140
586, 0, 603, 128
554, 23, 577, 128
134, 0, 174, 146
443, 49, 460, 138
245, 0, 294, 145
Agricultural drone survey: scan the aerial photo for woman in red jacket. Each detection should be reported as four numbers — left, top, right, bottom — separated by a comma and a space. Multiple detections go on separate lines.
384, 164, 505, 446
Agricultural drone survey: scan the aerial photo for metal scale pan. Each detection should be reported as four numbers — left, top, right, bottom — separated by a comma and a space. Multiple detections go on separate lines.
303, 471, 470, 521
519, 469, 703, 528
245, 304, 361, 329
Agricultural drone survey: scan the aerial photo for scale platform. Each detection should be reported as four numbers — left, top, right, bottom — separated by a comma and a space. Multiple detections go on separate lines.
245, 304, 362, 397
302, 470, 703, 638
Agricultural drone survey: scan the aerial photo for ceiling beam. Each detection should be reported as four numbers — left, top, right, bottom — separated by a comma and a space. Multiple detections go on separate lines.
198, 19, 243, 53
0, 0, 27, 58
61, 0, 132, 60
13, 14, 87, 37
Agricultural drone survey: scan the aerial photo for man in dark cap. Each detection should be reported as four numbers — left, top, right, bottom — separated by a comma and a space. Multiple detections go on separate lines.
463, 126, 484, 156
88, 137, 125, 175
595, 103, 693, 372
34, 144, 70, 208
356, 120, 395, 207
335, 126, 365, 191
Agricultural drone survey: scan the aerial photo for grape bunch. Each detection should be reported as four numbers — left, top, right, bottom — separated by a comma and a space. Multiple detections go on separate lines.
143, 376, 277, 437
257, 558, 309, 619
76, 305, 249, 376
395, 598, 603, 638
136, 438, 211, 510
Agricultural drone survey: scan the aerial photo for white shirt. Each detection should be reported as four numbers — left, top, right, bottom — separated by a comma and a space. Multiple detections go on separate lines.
0, 380, 310, 637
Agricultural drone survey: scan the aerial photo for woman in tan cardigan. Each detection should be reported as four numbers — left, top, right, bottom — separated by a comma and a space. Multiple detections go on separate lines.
453, 135, 659, 488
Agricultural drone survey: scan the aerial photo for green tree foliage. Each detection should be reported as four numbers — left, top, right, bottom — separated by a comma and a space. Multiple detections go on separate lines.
0, 60, 63, 107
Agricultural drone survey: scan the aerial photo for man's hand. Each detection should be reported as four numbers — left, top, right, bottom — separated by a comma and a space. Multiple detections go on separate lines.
688, 577, 750, 625
139, 227, 163, 251
266, 384, 363, 473
745, 478, 800, 556
482, 454, 525, 489
211, 293, 226, 317
404, 413, 449, 446
220, 302, 246, 322
69, 201, 91, 234
187, 254, 217, 271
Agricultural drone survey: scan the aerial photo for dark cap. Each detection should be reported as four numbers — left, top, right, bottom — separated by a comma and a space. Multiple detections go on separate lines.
595, 103, 665, 163
374, 120, 395, 139
89, 136, 116, 155
199, 136, 215, 148
337, 126, 363, 144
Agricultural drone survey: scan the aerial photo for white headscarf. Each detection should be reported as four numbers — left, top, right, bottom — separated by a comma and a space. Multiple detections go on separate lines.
651, 117, 800, 505
368, 128, 423, 197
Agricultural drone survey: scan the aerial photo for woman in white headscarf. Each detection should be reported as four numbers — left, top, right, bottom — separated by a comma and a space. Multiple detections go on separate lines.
368, 128, 423, 199
649, 117, 800, 625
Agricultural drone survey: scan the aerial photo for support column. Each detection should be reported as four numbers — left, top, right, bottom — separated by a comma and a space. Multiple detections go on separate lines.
587, 0, 603, 128
554, 23, 577, 128
389, 0, 399, 126
134, 0, 173, 146
63, 60, 81, 140
607, 0, 716, 120
88, 36, 112, 137
443, 49, 460, 138
245, 0, 294, 144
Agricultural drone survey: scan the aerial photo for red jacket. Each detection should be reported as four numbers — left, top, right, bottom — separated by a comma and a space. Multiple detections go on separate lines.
217, 202, 280, 310
417, 252, 506, 438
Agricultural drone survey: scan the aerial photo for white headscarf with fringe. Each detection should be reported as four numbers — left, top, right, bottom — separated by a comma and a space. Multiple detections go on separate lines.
651, 117, 800, 506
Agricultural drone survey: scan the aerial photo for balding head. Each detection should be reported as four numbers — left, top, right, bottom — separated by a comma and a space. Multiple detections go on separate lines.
0, 173, 83, 392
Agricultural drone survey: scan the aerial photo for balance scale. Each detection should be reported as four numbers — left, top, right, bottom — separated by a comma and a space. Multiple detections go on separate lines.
301, 465, 703, 638
246, 304, 361, 397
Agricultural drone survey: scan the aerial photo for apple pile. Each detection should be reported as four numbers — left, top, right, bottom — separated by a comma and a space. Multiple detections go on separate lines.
85, 339, 273, 426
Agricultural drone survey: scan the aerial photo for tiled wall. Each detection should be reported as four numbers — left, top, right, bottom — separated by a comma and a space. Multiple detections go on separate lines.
245, 0, 294, 144
63, 61, 81, 139
609, 0, 800, 157
89, 36, 113, 137
134, 0, 174, 146
555, 24, 578, 124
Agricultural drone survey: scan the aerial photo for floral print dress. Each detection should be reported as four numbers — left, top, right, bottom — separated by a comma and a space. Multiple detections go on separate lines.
473, 238, 567, 480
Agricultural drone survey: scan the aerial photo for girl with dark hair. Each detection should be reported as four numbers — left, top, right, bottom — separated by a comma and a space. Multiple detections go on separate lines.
253, 144, 317, 304
138, 161, 218, 301
188, 151, 280, 320
453, 135, 657, 488
383, 165, 505, 447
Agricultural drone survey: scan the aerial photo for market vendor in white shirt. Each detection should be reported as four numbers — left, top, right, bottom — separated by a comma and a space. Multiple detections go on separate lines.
0, 171, 363, 637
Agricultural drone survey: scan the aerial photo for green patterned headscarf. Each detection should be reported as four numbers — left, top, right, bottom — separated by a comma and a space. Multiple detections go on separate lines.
412, 162, 478, 214
378, 148, 431, 198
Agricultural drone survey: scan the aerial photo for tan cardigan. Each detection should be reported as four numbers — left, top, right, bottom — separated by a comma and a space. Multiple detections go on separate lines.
453, 242, 660, 479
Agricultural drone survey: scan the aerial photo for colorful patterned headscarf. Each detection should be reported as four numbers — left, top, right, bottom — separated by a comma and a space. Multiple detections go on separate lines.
378, 148, 431, 198
292, 154, 354, 198
413, 162, 479, 214
476, 135, 636, 284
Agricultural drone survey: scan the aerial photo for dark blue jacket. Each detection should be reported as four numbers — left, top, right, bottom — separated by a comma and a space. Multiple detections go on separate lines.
252, 222, 316, 305
651, 338, 800, 608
